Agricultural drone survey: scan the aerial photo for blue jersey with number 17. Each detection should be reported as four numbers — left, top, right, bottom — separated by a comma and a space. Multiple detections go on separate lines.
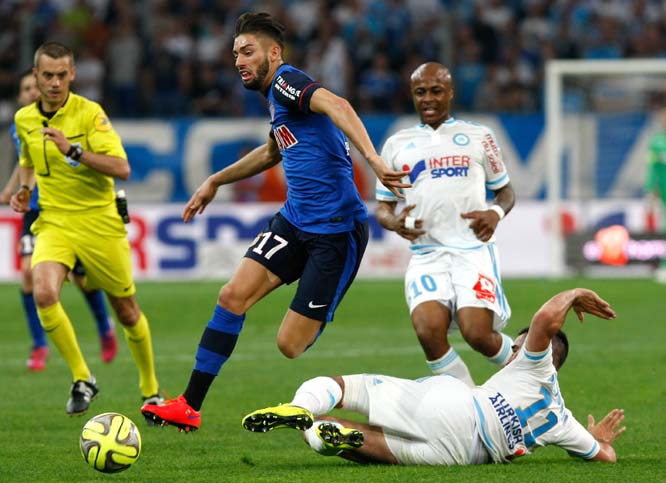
265, 63, 367, 234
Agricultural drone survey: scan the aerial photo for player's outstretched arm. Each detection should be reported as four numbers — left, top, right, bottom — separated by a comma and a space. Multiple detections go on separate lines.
182, 138, 282, 222
588, 409, 626, 462
308, 88, 410, 198
525, 288, 616, 353
375, 201, 426, 241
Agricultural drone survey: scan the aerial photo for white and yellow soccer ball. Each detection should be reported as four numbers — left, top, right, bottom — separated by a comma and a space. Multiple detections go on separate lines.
80, 412, 141, 473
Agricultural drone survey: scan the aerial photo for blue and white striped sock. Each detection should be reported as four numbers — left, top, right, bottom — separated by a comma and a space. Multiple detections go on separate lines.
291, 376, 342, 415
427, 347, 474, 387
487, 333, 513, 366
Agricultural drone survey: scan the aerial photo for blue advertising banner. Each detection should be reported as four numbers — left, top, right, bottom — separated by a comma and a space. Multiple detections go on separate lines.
113, 113, 654, 202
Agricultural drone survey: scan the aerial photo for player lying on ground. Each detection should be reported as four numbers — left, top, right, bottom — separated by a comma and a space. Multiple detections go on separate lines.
242, 288, 625, 465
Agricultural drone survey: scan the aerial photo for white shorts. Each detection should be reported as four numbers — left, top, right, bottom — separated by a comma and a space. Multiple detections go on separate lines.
342, 374, 489, 466
403, 244, 510, 332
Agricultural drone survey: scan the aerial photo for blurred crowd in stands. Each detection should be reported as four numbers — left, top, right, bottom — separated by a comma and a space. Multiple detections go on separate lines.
1, 0, 666, 121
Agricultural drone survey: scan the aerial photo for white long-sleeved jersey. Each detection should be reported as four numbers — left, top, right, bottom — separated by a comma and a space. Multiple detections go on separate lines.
472, 345, 600, 463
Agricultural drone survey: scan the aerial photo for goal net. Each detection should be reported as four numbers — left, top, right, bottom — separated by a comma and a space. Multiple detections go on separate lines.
545, 59, 666, 276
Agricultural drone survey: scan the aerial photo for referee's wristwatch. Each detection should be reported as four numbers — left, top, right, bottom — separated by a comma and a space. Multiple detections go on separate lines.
67, 144, 83, 161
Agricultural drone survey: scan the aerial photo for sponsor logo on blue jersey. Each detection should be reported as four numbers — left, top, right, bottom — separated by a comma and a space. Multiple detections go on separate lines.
274, 75, 302, 102
273, 124, 299, 151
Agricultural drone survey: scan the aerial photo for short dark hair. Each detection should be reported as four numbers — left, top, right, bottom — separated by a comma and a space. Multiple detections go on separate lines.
234, 12, 285, 49
516, 327, 570, 370
34, 41, 74, 67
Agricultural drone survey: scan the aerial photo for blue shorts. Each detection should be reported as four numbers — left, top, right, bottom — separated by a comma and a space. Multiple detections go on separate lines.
19, 210, 39, 257
244, 212, 368, 322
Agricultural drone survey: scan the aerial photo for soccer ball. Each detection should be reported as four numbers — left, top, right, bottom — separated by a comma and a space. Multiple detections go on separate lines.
80, 412, 141, 473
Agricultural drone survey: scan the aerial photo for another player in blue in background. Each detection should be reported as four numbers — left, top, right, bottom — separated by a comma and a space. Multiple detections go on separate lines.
142, 11, 409, 431
0, 70, 117, 371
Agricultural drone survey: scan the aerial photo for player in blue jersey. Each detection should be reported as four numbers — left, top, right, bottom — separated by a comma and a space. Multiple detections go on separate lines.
242, 288, 624, 466
0, 70, 117, 371
141, 11, 408, 431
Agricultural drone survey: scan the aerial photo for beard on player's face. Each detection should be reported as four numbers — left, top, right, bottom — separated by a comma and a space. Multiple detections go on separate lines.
243, 56, 270, 91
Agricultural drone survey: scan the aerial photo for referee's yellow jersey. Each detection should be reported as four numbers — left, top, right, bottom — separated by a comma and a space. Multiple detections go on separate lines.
16, 92, 127, 212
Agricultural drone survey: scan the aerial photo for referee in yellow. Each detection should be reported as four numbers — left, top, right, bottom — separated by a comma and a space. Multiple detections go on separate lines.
9, 41, 161, 415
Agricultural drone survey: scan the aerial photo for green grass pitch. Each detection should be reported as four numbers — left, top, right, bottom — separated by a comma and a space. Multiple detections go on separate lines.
1, 278, 665, 482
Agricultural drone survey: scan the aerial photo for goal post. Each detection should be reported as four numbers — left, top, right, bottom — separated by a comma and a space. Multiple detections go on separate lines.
545, 59, 666, 277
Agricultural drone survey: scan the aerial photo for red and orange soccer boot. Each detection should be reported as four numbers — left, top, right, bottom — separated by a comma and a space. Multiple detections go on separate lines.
141, 395, 201, 432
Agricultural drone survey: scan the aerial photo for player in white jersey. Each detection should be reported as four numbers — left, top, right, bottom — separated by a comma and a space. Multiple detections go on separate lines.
241, 288, 625, 466
375, 62, 516, 385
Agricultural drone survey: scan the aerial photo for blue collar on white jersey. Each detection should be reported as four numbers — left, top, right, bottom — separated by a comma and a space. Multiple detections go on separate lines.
418, 117, 457, 130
